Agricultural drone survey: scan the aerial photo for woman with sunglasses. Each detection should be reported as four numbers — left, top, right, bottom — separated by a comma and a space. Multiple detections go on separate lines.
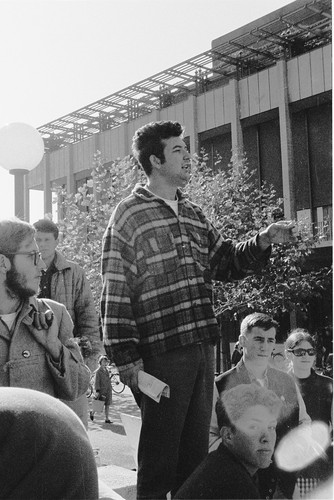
285, 329, 332, 427
285, 328, 333, 496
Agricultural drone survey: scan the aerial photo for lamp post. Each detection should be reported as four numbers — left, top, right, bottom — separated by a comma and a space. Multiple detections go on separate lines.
0, 122, 44, 219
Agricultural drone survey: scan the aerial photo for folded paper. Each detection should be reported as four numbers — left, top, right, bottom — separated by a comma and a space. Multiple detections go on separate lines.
138, 370, 170, 403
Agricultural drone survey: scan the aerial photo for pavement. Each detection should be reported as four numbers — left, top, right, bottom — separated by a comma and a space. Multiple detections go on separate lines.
98, 464, 137, 500
87, 387, 140, 500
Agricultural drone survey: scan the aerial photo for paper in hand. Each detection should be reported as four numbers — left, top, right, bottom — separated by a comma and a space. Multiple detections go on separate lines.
138, 370, 170, 403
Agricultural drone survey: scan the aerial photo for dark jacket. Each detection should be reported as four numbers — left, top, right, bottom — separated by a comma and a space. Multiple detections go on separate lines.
94, 365, 112, 405
292, 368, 332, 426
174, 442, 260, 499
215, 360, 301, 499
216, 360, 300, 442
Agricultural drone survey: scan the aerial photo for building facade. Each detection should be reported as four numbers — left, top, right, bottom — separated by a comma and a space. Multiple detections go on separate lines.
25, 0, 332, 362
27, 1, 331, 252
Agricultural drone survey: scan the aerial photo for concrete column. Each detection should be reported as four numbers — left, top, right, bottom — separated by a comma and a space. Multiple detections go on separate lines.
277, 59, 296, 220
229, 78, 244, 168
92, 133, 101, 201
186, 95, 198, 156
43, 154, 52, 216
120, 122, 129, 158
67, 146, 75, 194
24, 181, 30, 222
10, 169, 28, 220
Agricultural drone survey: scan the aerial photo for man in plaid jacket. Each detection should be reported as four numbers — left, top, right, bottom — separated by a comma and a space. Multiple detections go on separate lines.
101, 120, 295, 499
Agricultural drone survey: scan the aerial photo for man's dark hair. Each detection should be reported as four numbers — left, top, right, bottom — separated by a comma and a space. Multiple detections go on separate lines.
33, 219, 59, 239
240, 312, 279, 338
216, 383, 282, 431
0, 218, 35, 258
132, 121, 184, 176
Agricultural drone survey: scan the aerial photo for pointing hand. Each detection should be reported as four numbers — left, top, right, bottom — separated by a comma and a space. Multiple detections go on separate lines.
259, 221, 297, 250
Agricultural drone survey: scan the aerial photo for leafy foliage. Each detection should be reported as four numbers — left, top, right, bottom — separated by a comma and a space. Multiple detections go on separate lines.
187, 151, 331, 319
54, 152, 144, 310
54, 150, 331, 322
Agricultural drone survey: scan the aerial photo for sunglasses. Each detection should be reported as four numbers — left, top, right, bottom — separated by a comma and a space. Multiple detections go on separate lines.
5, 250, 42, 266
288, 348, 316, 357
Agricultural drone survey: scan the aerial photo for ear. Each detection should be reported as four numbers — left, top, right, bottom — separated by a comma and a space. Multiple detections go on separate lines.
149, 154, 162, 170
0, 254, 11, 273
220, 426, 233, 444
239, 335, 247, 348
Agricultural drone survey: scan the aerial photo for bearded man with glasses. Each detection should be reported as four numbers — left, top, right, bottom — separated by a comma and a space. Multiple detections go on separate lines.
0, 218, 90, 401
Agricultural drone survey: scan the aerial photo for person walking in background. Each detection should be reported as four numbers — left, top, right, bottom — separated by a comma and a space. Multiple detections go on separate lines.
101, 120, 296, 499
175, 383, 282, 499
214, 312, 311, 499
285, 328, 333, 496
0, 218, 90, 401
231, 341, 242, 366
90, 355, 113, 424
33, 218, 101, 427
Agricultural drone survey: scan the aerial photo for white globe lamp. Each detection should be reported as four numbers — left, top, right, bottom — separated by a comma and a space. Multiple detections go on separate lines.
0, 123, 44, 219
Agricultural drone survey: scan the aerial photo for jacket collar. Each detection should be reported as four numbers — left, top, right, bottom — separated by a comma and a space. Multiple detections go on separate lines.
18, 296, 39, 326
132, 183, 186, 203
235, 358, 249, 375
239, 358, 270, 386
53, 250, 71, 271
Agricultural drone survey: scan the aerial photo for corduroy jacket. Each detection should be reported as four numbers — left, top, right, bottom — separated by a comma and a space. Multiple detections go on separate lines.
0, 296, 90, 400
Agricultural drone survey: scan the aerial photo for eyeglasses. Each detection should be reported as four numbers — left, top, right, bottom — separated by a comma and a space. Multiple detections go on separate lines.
5, 251, 42, 266
288, 348, 316, 357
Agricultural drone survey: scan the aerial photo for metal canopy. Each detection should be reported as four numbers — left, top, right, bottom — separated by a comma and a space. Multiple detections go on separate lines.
38, 0, 331, 152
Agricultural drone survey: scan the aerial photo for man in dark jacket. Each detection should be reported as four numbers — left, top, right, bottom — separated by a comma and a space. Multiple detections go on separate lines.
213, 312, 311, 499
175, 383, 282, 499
33, 218, 101, 427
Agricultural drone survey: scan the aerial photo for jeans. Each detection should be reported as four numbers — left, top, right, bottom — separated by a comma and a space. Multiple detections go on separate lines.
137, 342, 215, 499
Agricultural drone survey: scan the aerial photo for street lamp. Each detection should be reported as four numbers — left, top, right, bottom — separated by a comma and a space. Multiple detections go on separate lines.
0, 122, 44, 219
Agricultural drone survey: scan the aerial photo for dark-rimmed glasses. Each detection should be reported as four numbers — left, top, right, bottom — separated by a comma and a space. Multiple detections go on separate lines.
4, 251, 42, 266
287, 348, 316, 357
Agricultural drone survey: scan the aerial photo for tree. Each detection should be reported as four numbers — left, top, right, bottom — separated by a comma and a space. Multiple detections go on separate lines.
54, 151, 332, 330
186, 151, 332, 323
54, 152, 144, 310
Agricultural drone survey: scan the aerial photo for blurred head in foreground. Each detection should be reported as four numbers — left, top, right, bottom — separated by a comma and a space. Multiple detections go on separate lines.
216, 383, 282, 476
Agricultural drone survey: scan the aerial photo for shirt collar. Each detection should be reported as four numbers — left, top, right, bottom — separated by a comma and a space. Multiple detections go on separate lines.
239, 359, 269, 388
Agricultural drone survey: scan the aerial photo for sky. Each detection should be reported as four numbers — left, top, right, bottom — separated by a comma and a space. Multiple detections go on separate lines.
0, 0, 294, 220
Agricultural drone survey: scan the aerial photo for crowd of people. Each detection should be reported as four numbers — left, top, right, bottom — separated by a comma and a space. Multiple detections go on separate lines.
0, 120, 332, 500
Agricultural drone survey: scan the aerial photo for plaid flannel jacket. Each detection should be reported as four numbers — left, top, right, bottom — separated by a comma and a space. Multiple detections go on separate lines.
101, 185, 270, 369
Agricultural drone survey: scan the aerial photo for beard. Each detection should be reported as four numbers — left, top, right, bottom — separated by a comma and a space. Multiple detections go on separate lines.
5, 266, 37, 299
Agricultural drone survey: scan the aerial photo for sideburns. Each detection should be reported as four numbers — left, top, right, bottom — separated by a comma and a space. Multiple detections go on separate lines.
5, 267, 35, 299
